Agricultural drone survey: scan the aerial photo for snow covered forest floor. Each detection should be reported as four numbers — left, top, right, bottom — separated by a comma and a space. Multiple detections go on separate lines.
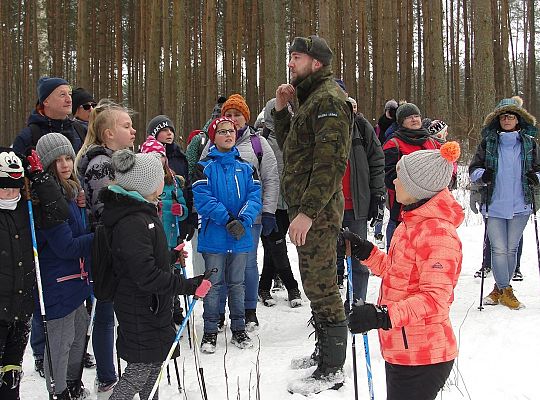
20, 180, 540, 400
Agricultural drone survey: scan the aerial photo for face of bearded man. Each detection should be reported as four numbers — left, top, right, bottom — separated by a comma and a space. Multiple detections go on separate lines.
288, 52, 317, 87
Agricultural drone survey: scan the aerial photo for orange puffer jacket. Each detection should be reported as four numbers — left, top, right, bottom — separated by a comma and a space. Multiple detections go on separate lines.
364, 188, 464, 366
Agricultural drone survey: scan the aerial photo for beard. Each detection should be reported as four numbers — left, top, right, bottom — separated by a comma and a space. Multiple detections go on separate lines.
291, 65, 313, 87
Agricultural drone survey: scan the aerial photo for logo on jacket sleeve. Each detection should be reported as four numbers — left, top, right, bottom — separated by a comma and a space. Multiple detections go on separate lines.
432, 262, 443, 269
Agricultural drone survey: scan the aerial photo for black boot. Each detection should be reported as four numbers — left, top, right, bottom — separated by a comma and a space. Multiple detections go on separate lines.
288, 318, 347, 395
49, 388, 72, 399
66, 380, 89, 399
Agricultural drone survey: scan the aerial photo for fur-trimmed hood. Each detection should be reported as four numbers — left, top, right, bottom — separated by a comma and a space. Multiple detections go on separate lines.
484, 96, 536, 127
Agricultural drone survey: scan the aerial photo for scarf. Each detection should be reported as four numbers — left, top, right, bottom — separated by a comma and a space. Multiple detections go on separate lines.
0, 194, 21, 210
394, 127, 431, 146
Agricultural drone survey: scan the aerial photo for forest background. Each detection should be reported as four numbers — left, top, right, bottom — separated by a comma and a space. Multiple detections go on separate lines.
0, 0, 538, 160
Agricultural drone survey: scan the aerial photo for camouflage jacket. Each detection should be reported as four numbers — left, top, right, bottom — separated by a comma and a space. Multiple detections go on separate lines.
273, 66, 351, 220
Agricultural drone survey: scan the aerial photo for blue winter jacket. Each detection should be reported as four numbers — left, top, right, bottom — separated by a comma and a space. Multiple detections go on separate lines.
35, 200, 93, 320
192, 146, 262, 253
161, 176, 188, 248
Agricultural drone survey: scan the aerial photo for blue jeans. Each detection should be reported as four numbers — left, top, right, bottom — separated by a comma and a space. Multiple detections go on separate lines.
487, 215, 529, 289
336, 210, 370, 302
203, 252, 248, 333
219, 224, 261, 312
93, 300, 117, 384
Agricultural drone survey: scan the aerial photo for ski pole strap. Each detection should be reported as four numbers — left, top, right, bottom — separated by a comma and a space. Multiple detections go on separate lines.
0, 365, 22, 373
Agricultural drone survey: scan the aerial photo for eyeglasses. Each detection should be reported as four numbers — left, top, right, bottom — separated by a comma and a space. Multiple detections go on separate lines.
499, 113, 516, 121
216, 129, 235, 136
81, 103, 98, 111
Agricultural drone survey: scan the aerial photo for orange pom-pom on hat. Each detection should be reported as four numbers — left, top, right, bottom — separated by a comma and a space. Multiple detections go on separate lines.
396, 142, 459, 200
221, 94, 251, 123
440, 141, 460, 163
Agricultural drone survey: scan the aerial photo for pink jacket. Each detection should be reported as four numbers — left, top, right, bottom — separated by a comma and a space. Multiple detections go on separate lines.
364, 188, 464, 365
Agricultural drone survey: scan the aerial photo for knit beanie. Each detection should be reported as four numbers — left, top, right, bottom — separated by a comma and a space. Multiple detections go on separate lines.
112, 149, 164, 197
335, 79, 346, 92
289, 35, 333, 66
384, 99, 398, 111
396, 103, 421, 126
71, 87, 95, 115
396, 141, 460, 200
147, 115, 175, 138
139, 135, 166, 156
428, 120, 448, 143
37, 77, 69, 104
0, 148, 24, 188
221, 94, 251, 123
187, 130, 203, 145
207, 117, 237, 143
36, 133, 77, 171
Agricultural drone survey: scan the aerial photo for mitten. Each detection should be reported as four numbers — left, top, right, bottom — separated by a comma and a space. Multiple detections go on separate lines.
526, 171, 540, 187
367, 194, 385, 227
226, 218, 245, 240
261, 212, 277, 236
26, 149, 43, 179
348, 302, 391, 334
481, 168, 494, 184
340, 230, 374, 261
195, 280, 212, 299
171, 203, 183, 216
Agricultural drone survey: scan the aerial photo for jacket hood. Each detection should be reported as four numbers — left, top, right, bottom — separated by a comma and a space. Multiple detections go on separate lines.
206, 145, 241, 163
99, 187, 158, 228
483, 96, 537, 138
76, 145, 113, 178
403, 188, 464, 228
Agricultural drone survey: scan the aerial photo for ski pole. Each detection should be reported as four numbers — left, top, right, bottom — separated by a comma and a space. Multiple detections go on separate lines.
176, 216, 193, 349
479, 200, 489, 311
345, 244, 359, 400
25, 178, 58, 398
75, 296, 97, 384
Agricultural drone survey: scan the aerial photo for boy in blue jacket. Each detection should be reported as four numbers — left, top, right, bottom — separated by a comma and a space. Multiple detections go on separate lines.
192, 116, 262, 353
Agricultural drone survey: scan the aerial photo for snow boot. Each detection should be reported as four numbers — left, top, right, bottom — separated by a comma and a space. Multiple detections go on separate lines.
66, 380, 90, 399
272, 276, 285, 292
50, 389, 72, 399
499, 286, 524, 309
512, 267, 523, 281
83, 352, 95, 368
245, 309, 259, 332
200, 332, 218, 354
258, 289, 276, 307
35, 358, 45, 378
217, 313, 225, 332
288, 288, 303, 308
288, 319, 347, 395
290, 315, 319, 370
231, 330, 253, 349
474, 265, 491, 278
483, 284, 502, 305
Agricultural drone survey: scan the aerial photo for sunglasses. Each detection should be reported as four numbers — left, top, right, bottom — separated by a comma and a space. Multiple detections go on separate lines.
81, 103, 98, 111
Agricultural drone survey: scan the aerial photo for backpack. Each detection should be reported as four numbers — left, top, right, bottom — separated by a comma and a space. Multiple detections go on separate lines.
91, 223, 118, 301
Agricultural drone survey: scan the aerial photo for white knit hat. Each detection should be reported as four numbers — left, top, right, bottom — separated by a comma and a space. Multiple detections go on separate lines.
396, 141, 460, 200
36, 132, 76, 171
111, 149, 164, 197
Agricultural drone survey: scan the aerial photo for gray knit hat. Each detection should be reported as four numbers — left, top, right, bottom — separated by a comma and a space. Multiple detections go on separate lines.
396, 103, 421, 126
289, 35, 333, 66
384, 99, 398, 111
112, 149, 164, 197
396, 141, 460, 200
146, 115, 175, 138
36, 132, 77, 171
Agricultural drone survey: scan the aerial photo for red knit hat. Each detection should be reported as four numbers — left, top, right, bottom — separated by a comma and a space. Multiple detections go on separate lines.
207, 117, 237, 143
221, 94, 250, 123
139, 135, 166, 156
187, 129, 203, 145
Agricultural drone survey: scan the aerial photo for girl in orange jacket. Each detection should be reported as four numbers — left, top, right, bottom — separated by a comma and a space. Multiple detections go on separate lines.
344, 141, 462, 400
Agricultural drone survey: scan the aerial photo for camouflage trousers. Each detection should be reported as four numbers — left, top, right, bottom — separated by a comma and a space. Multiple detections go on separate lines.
289, 194, 346, 324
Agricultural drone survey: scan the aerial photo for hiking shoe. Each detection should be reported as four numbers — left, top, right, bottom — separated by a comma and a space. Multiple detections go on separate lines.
217, 313, 226, 332
483, 284, 502, 305
258, 289, 277, 307
96, 379, 117, 393
231, 330, 253, 349
287, 369, 344, 395
288, 288, 303, 308
245, 309, 259, 331
336, 274, 344, 289
474, 266, 491, 278
272, 276, 285, 292
83, 352, 96, 368
499, 286, 524, 309
374, 233, 385, 249
35, 358, 45, 378
512, 267, 523, 281
200, 332, 218, 354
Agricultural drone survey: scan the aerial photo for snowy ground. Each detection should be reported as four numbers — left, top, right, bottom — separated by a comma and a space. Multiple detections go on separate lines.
20, 189, 540, 399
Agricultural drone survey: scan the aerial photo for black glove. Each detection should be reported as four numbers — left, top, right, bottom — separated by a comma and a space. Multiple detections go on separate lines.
182, 274, 205, 296
481, 168, 494, 184
339, 230, 374, 261
179, 212, 197, 241
30, 172, 70, 229
348, 302, 391, 334
367, 194, 385, 227
226, 217, 245, 240
526, 171, 539, 187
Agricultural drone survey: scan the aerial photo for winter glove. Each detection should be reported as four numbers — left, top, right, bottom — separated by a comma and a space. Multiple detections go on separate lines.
171, 203, 184, 217
226, 217, 246, 240
194, 279, 212, 299
348, 301, 391, 334
179, 212, 197, 241
481, 168, 494, 184
367, 194, 385, 227
172, 242, 188, 267
339, 230, 374, 261
182, 274, 205, 296
261, 212, 278, 236
25, 149, 44, 179
526, 171, 540, 187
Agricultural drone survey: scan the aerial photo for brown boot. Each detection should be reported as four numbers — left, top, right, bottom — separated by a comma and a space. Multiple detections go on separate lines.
483, 284, 502, 305
499, 286, 524, 309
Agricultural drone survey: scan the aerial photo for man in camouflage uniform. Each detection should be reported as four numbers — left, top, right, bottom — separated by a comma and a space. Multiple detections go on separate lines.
273, 35, 351, 395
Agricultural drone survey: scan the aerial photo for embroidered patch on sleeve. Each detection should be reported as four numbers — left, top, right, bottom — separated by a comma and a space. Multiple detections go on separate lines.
317, 112, 338, 119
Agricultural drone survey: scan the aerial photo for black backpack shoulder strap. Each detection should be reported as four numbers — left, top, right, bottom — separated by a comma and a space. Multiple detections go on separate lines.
29, 123, 41, 147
